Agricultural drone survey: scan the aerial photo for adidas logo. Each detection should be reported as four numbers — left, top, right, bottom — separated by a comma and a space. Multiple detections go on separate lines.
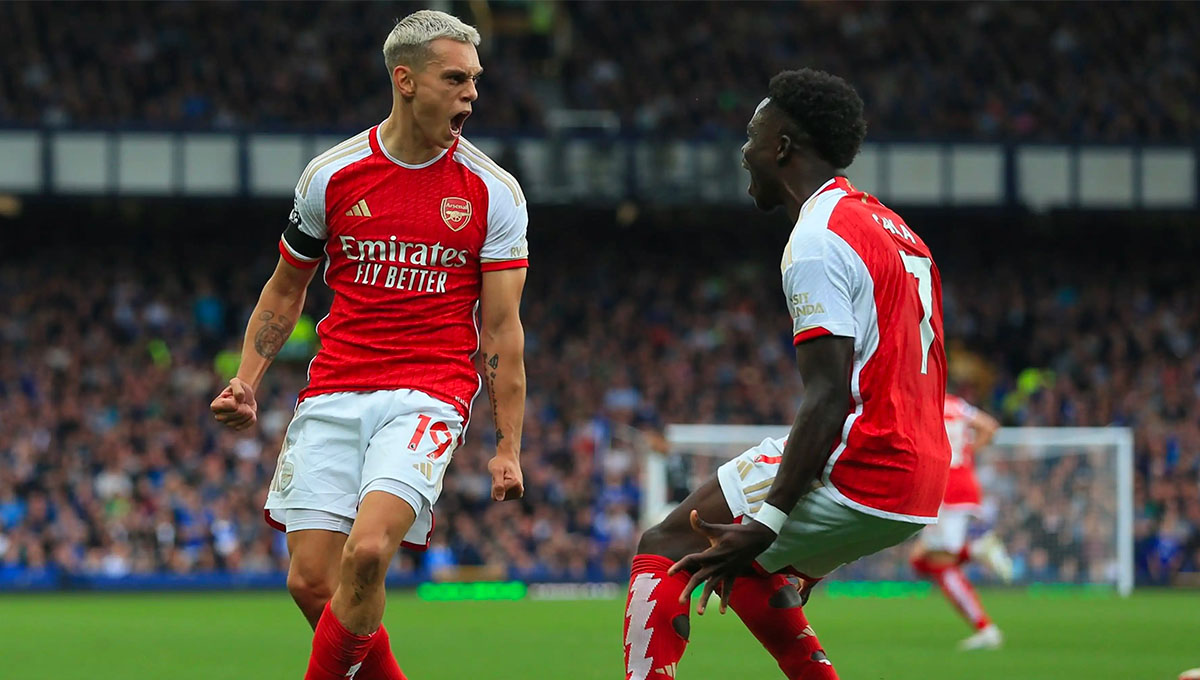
654, 664, 677, 677
413, 462, 434, 480
345, 199, 372, 217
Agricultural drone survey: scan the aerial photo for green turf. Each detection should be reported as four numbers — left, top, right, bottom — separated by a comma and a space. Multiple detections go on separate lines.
0, 589, 1196, 679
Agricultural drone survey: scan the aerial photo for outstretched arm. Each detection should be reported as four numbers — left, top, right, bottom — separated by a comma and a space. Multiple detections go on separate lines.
210, 257, 317, 430
968, 408, 1000, 449
480, 266, 527, 501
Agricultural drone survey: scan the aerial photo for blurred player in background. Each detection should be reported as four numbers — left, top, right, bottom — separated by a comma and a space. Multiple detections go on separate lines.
910, 393, 1013, 650
210, 10, 528, 679
622, 69, 951, 680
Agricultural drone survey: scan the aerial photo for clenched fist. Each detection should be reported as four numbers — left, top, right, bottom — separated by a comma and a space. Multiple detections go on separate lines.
210, 377, 258, 431
487, 454, 523, 501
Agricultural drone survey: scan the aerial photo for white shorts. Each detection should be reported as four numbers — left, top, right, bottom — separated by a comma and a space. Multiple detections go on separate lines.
264, 389, 464, 549
717, 437, 922, 578
919, 506, 977, 553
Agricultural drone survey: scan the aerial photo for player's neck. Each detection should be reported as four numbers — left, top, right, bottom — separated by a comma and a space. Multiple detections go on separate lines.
781, 169, 838, 223
378, 112, 444, 166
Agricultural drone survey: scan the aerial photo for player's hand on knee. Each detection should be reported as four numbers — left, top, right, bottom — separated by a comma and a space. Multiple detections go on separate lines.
487, 454, 523, 501
669, 510, 777, 615
210, 377, 258, 431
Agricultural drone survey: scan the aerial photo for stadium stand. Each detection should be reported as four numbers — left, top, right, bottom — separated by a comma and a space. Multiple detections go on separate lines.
0, 209, 1197, 587
1, 1, 1196, 141
0, 0, 1196, 590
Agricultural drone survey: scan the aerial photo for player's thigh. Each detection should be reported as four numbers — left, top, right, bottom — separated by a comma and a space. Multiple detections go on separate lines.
921, 507, 971, 554
286, 525, 348, 607
347, 490, 420, 558
638, 477, 735, 561
287, 524, 349, 583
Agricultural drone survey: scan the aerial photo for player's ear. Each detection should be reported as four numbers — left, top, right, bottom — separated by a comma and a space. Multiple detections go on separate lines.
776, 134, 794, 165
393, 65, 417, 98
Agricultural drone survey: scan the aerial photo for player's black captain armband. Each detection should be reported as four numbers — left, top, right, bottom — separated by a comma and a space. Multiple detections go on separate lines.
282, 210, 326, 260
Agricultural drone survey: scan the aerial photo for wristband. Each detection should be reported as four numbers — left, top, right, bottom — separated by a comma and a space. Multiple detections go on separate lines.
753, 503, 788, 535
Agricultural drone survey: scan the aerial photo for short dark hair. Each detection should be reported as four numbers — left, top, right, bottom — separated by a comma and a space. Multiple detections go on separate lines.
767, 69, 867, 169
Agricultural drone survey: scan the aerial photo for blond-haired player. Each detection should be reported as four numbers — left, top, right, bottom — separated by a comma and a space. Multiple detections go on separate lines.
211, 10, 528, 679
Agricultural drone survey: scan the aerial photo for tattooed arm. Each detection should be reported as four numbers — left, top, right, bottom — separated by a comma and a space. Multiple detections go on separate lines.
211, 257, 317, 430
479, 267, 527, 501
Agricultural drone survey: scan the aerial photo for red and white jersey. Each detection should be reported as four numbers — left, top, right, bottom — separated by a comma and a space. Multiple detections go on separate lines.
278, 126, 528, 420
781, 176, 950, 523
942, 394, 983, 509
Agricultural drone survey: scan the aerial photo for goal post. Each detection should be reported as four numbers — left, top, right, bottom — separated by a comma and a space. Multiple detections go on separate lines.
641, 424, 1135, 596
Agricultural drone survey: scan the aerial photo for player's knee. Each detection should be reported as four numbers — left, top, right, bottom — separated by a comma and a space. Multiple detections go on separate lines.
636, 522, 674, 557
343, 534, 393, 585
287, 569, 333, 619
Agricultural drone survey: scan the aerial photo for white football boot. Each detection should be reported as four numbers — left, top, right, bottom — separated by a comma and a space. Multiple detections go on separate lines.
970, 532, 1014, 584
958, 623, 1003, 651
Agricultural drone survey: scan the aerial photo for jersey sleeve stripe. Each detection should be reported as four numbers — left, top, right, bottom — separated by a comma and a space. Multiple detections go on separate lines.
457, 141, 525, 205
279, 239, 322, 269
480, 258, 528, 272
299, 139, 370, 198
298, 130, 369, 193
457, 145, 524, 206
793, 326, 833, 345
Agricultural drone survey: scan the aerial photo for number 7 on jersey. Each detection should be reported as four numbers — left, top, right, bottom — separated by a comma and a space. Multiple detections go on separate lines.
899, 251, 935, 375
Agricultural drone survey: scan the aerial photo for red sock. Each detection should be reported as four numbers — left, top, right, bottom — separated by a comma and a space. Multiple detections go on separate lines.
305, 602, 377, 680
727, 574, 838, 680
358, 625, 407, 680
624, 554, 691, 680
911, 557, 990, 631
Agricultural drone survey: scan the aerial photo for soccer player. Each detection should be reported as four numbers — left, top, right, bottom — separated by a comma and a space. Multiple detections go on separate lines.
910, 393, 1013, 650
622, 69, 951, 680
210, 11, 528, 680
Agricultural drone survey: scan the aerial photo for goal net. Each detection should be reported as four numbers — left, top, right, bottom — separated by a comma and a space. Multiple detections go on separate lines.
639, 425, 1134, 595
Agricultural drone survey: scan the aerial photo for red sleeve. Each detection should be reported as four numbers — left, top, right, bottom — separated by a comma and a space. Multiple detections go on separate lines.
793, 326, 833, 346
480, 258, 528, 272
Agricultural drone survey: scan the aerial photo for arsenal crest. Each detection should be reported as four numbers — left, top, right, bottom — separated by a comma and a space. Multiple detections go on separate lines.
440, 197, 472, 231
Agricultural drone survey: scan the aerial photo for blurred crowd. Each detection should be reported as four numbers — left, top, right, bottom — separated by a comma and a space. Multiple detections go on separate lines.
0, 224, 1196, 587
2, 1, 1197, 142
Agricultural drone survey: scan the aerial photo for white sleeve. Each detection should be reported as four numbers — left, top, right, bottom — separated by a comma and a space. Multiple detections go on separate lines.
781, 232, 858, 344
479, 177, 529, 270
279, 161, 329, 267
960, 399, 980, 420
292, 183, 326, 241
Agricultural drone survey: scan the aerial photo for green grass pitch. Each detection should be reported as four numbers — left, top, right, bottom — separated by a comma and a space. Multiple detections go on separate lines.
0, 589, 1196, 679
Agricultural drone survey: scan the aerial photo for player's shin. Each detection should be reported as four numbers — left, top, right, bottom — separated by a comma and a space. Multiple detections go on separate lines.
911, 557, 991, 631
727, 574, 838, 680
624, 554, 691, 680
937, 566, 992, 631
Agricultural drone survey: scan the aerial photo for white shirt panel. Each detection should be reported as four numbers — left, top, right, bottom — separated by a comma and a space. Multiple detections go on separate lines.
453, 140, 529, 263
293, 130, 373, 240
781, 188, 862, 340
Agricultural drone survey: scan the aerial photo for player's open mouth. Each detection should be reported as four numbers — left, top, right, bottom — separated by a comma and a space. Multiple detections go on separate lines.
450, 111, 470, 137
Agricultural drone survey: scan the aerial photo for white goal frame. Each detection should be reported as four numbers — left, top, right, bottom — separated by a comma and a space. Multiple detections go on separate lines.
644, 425, 1135, 596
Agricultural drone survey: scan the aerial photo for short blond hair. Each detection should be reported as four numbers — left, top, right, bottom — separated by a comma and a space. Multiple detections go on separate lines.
383, 10, 480, 71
